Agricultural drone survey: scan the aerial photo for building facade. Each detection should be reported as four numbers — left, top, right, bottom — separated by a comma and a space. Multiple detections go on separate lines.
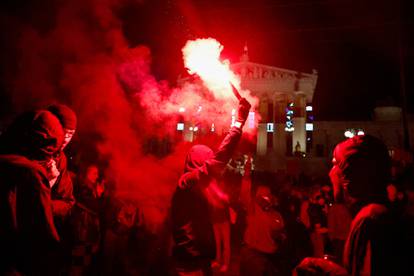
231, 47, 319, 172
177, 48, 413, 177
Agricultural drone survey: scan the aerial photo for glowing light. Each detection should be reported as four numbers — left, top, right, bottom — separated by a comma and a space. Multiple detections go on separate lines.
179, 107, 186, 113
306, 123, 314, 131
189, 127, 193, 131
193, 126, 199, 132
177, 123, 184, 131
357, 130, 365, 136
306, 106, 313, 111
182, 38, 240, 99
248, 112, 255, 129
266, 123, 274, 133
197, 105, 202, 113
344, 130, 354, 138
211, 123, 215, 132
286, 103, 294, 131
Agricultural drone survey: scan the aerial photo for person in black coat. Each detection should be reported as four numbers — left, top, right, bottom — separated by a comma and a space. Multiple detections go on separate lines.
171, 98, 251, 276
295, 135, 411, 276
0, 110, 64, 275
47, 103, 77, 220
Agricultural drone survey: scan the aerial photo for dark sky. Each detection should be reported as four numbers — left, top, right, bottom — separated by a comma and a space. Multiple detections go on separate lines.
1, 0, 414, 120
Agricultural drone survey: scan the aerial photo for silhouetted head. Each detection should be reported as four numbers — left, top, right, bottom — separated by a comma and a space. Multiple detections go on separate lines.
329, 134, 390, 204
0, 110, 64, 161
184, 144, 214, 173
48, 104, 77, 149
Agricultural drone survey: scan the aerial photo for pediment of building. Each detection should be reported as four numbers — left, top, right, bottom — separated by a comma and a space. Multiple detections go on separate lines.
231, 62, 318, 102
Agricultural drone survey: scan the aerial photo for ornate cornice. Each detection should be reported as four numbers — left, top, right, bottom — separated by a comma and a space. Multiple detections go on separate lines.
231, 61, 318, 102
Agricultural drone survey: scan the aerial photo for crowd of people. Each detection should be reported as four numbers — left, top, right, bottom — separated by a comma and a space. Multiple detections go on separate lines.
0, 99, 414, 276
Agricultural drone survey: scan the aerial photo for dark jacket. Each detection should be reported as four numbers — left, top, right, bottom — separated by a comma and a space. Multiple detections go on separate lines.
0, 154, 60, 274
0, 110, 63, 274
171, 127, 242, 270
344, 203, 409, 276
51, 152, 75, 218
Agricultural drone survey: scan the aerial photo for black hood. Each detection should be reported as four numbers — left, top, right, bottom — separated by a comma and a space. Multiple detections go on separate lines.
184, 144, 214, 173
0, 110, 64, 160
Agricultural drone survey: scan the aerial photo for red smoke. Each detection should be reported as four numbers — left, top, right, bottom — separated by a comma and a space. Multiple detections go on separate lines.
183, 38, 238, 99
0, 0, 257, 231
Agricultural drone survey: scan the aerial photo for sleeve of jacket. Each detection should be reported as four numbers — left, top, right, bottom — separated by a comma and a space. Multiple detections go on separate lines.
52, 170, 75, 217
18, 166, 60, 243
51, 153, 75, 217
179, 126, 242, 189
343, 217, 371, 276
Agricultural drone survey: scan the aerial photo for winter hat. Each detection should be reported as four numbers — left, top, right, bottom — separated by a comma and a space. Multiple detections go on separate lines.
333, 134, 391, 200
47, 104, 77, 130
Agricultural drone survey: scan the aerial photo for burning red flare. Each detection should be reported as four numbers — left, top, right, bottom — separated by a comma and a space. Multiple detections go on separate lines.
182, 38, 241, 100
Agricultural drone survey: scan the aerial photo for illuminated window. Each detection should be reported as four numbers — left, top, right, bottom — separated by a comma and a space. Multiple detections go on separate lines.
344, 129, 364, 138
306, 106, 313, 112
267, 123, 274, 133
344, 130, 354, 138
306, 123, 314, 131
248, 112, 255, 129
285, 102, 294, 132
177, 123, 184, 131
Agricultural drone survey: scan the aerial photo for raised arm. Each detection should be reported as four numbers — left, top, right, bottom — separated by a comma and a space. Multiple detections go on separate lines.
178, 98, 251, 189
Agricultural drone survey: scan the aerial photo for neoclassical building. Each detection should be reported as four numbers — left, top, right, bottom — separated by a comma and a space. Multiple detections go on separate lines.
176, 47, 413, 176
231, 46, 318, 171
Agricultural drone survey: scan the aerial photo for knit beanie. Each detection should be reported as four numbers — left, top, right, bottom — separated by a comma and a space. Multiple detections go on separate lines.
47, 104, 77, 130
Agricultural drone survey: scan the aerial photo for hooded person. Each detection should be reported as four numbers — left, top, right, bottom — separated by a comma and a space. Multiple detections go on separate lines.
171, 98, 251, 276
47, 104, 76, 219
47, 103, 77, 151
0, 110, 64, 275
329, 134, 409, 276
46, 104, 77, 273
295, 135, 410, 276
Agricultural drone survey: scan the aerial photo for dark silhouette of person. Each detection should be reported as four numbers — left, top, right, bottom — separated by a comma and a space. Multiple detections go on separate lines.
0, 110, 64, 275
296, 134, 410, 276
171, 98, 251, 276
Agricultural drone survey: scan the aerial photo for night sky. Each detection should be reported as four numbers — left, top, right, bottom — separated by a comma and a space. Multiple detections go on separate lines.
1, 0, 413, 121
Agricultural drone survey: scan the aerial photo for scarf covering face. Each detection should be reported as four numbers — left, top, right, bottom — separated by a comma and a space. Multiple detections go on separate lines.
333, 134, 390, 201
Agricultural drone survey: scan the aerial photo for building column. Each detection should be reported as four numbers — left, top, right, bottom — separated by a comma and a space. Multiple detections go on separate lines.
273, 93, 287, 157
292, 92, 307, 154
257, 98, 268, 156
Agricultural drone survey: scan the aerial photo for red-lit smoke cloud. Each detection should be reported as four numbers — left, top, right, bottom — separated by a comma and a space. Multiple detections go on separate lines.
0, 0, 257, 231
131, 38, 259, 135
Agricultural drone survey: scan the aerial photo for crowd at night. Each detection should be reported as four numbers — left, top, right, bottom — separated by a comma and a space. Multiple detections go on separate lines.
1, 0, 414, 276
